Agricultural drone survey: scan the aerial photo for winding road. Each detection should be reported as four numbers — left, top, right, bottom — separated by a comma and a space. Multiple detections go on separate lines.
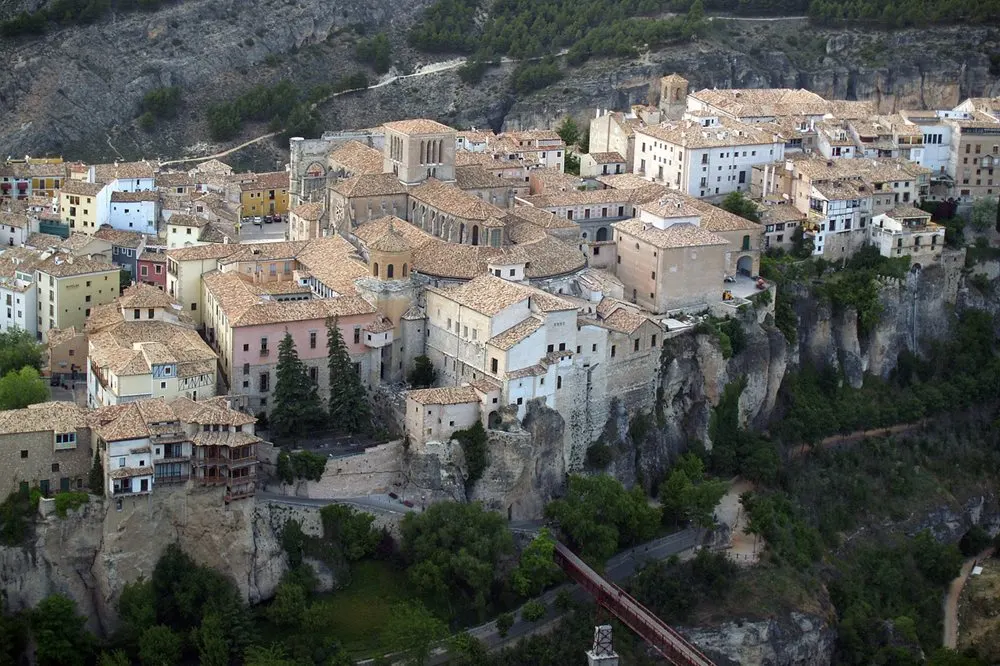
942, 547, 995, 649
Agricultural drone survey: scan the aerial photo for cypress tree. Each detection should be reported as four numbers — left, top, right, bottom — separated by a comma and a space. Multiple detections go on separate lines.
270, 332, 325, 440
326, 317, 372, 435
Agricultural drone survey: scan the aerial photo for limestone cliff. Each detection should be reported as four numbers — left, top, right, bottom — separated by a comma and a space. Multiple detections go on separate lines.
0, 487, 288, 634
1, 3, 998, 161
681, 612, 837, 666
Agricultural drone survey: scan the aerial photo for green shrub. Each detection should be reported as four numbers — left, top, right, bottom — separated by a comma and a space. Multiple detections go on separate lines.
585, 442, 613, 469
276, 450, 327, 484
495, 612, 514, 637
355, 33, 392, 74
959, 525, 992, 557
452, 421, 488, 487
54, 492, 89, 518
520, 600, 546, 622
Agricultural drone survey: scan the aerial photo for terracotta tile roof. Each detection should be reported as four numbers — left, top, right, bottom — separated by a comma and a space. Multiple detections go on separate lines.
429, 273, 529, 315
409, 179, 506, 221
690, 88, 829, 118
203, 270, 375, 327
687, 198, 761, 232
166, 244, 241, 262
191, 430, 261, 448
332, 173, 407, 198
383, 119, 455, 135
613, 218, 728, 249
637, 117, 780, 149
885, 204, 931, 219
89, 320, 216, 378
118, 283, 176, 309
530, 290, 577, 312
588, 152, 626, 163
218, 240, 308, 265
291, 202, 323, 221
401, 305, 426, 320
60, 179, 104, 196
110, 190, 157, 203
138, 251, 167, 263
638, 195, 702, 220
155, 172, 195, 188
0, 210, 29, 229
94, 226, 146, 248
329, 141, 385, 175
594, 173, 652, 190
170, 396, 256, 426
0, 401, 88, 435
488, 315, 543, 350
467, 376, 501, 394
166, 214, 208, 228
46, 326, 81, 348
91, 161, 155, 183
34, 252, 118, 278
365, 314, 395, 333
507, 364, 546, 379
240, 171, 289, 192
369, 226, 412, 253
407, 386, 479, 405
508, 206, 577, 229
294, 236, 372, 294
454, 165, 510, 190
190, 159, 233, 175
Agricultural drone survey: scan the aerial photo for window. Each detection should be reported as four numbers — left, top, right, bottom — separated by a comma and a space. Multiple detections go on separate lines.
547, 344, 554, 353
190, 303, 197, 311
610, 345, 616, 358
634, 338, 640, 352
353, 327, 361, 344
20, 450, 27, 459
309, 366, 318, 383
243, 343, 249, 352
260, 337, 268, 354
243, 363, 250, 375
119, 457, 126, 467
133, 308, 140, 319
491, 358, 498, 373
651, 335, 657, 348
148, 309, 154, 319
592, 344, 597, 352
160, 382, 167, 389
259, 373, 270, 392
556, 376, 562, 389
310, 331, 317, 349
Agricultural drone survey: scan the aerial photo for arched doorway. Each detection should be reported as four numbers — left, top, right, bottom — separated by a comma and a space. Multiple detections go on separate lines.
488, 411, 501, 429
596, 226, 609, 242
737, 255, 753, 276
471, 225, 480, 246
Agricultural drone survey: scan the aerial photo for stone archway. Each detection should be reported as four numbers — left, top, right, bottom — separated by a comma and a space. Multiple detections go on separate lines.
737, 255, 753, 276
596, 226, 609, 242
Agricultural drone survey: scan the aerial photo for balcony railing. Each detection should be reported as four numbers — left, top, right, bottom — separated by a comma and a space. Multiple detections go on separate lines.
155, 474, 190, 485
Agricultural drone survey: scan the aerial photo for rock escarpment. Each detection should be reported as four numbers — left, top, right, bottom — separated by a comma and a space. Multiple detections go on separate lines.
682, 612, 837, 666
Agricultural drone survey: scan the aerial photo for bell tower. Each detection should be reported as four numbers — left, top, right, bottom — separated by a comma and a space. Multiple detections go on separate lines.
659, 73, 689, 120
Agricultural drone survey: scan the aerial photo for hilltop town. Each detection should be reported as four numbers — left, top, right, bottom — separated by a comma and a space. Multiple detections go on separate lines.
2, 76, 994, 506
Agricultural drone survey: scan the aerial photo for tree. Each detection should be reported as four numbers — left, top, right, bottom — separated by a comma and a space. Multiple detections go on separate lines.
119, 269, 132, 293
244, 644, 297, 666
88, 451, 104, 495
265, 581, 307, 627
319, 504, 380, 561
30, 595, 93, 666
511, 528, 562, 597
556, 116, 580, 147
495, 612, 513, 638
658, 454, 728, 527
719, 191, 761, 223
327, 317, 372, 435
98, 651, 130, 666
969, 196, 998, 233
452, 420, 488, 487
520, 600, 546, 622
383, 602, 448, 666
0, 329, 43, 376
408, 355, 438, 388
400, 501, 513, 615
270, 332, 326, 440
117, 578, 155, 650
0, 366, 49, 410
138, 625, 181, 666
356, 33, 392, 74
195, 612, 230, 666
544, 474, 661, 565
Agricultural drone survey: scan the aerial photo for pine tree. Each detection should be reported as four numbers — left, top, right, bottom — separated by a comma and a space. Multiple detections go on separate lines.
326, 317, 372, 435
270, 332, 325, 441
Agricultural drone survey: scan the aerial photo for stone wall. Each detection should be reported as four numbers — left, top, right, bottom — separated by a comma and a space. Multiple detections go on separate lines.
270, 441, 407, 499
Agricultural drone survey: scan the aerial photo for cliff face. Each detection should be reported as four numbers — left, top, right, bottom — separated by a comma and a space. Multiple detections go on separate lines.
0, 488, 288, 634
682, 612, 837, 666
1, 5, 998, 161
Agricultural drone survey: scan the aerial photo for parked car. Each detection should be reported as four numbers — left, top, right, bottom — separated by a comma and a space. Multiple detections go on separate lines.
388, 492, 398, 499
403, 500, 415, 508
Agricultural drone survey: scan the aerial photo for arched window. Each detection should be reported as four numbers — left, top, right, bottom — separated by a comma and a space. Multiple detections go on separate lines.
471, 225, 480, 246
402, 263, 408, 277
596, 227, 609, 242
372, 262, 379, 277
459, 223, 466, 243
387, 264, 394, 278
420, 140, 426, 164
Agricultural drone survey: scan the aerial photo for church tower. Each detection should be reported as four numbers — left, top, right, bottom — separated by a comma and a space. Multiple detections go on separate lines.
659, 74, 689, 120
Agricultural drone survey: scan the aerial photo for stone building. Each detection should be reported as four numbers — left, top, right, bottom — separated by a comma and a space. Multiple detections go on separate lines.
869, 205, 946, 263
0, 402, 93, 497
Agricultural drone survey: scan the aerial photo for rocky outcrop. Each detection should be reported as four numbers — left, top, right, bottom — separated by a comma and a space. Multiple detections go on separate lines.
681, 611, 837, 666
0, 488, 288, 635
2, 3, 999, 161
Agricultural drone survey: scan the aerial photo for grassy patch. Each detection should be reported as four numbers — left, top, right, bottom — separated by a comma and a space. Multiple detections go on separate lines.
53, 491, 89, 518
695, 561, 826, 623
309, 560, 414, 657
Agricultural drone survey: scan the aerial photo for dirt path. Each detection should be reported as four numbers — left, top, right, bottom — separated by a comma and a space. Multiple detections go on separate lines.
788, 419, 931, 460
159, 132, 278, 167
715, 478, 760, 565
943, 547, 995, 649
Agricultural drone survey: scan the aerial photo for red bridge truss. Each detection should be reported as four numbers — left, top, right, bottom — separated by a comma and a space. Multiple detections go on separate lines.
553, 541, 716, 666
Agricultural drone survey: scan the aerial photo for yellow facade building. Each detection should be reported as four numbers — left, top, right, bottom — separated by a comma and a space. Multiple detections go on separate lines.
59, 180, 105, 233
35, 253, 120, 341
239, 171, 289, 217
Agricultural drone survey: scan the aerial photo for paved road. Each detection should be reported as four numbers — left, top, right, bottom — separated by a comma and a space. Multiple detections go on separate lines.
236, 220, 288, 243
258, 491, 418, 515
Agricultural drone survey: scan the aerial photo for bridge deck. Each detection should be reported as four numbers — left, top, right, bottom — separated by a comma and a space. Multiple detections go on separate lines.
553, 541, 715, 666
